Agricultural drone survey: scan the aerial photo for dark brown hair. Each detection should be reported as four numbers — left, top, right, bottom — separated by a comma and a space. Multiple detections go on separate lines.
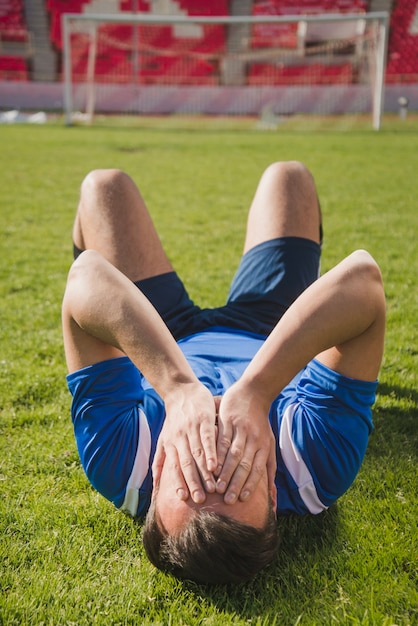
142, 498, 278, 585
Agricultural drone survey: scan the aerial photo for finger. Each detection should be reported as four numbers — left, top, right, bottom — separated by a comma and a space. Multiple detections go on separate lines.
222, 452, 255, 504
175, 439, 208, 504
215, 421, 233, 479
266, 437, 277, 508
207, 396, 224, 476
187, 423, 216, 493
199, 420, 218, 476
215, 430, 247, 497
237, 448, 267, 502
151, 439, 165, 486
159, 444, 189, 501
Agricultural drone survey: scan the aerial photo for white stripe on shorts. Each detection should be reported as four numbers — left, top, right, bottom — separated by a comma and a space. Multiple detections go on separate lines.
121, 408, 151, 517
279, 402, 328, 514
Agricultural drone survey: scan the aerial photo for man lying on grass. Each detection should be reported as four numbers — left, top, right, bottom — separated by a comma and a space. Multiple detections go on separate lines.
62, 161, 385, 584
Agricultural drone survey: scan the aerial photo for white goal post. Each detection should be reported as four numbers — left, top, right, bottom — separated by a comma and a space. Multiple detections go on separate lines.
62, 11, 389, 129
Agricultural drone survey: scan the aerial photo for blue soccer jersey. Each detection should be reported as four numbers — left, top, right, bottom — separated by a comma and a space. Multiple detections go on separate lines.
67, 329, 377, 518
271, 359, 376, 514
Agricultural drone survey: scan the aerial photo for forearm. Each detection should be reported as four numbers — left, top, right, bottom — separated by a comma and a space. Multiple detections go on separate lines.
67, 250, 199, 399
239, 250, 384, 402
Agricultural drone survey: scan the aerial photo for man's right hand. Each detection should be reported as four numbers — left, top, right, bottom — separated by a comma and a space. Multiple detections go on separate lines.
152, 382, 218, 504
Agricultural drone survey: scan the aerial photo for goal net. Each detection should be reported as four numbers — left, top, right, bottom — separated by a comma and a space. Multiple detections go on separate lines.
62, 11, 389, 130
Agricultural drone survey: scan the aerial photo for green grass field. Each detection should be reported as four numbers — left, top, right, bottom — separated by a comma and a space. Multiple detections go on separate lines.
0, 116, 417, 625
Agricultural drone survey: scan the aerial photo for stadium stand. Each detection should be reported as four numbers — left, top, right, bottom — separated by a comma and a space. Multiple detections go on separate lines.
0, 0, 417, 87
386, 0, 418, 83
0, 0, 31, 79
0, 54, 28, 79
248, 61, 354, 85
45, 0, 228, 83
0, 0, 29, 41
248, 0, 368, 86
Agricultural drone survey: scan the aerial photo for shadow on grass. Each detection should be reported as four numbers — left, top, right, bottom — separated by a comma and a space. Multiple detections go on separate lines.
371, 382, 418, 460
182, 506, 342, 619
377, 382, 418, 405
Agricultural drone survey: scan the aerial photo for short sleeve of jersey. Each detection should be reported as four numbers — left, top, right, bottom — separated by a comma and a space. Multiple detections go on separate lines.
272, 359, 377, 515
67, 357, 165, 517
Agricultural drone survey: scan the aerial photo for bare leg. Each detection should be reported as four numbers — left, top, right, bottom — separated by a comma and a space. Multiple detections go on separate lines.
243, 161, 321, 253
73, 169, 173, 281
64, 169, 174, 370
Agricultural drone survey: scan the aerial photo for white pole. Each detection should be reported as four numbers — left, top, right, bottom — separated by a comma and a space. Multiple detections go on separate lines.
85, 23, 98, 125
132, 0, 139, 85
373, 14, 389, 131
62, 14, 73, 126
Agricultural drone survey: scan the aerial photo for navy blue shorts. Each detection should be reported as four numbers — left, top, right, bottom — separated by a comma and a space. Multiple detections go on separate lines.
135, 237, 320, 340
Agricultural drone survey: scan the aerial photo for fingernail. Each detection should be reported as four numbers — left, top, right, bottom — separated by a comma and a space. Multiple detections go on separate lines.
225, 492, 236, 504
216, 480, 226, 493
176, 488, 187, 500
193, 490, 205, 504
240, 490, 250, 501
205, 480, 215, 493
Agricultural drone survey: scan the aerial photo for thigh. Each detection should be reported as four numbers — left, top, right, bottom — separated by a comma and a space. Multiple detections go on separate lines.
74, 169, 173, 282
243, 161, 321, 253
224, 237, 321, 335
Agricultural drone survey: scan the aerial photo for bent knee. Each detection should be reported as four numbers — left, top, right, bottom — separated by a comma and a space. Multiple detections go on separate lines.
347, 250, 385, 316
263, 160, 313, 184
67, 249, 105, 284
80, 168, 131, 197
64, 250, 107, 310
349, 250, 383, 284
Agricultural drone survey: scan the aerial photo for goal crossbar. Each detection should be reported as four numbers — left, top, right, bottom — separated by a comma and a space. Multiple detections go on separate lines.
62, 12, 389, 26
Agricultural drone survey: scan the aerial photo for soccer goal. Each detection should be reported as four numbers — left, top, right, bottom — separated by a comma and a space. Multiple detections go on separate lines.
62, 11, 389, 129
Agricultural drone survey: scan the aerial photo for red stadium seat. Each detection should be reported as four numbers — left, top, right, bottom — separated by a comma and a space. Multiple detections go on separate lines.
249, 0, 369, 85
248, 60, 353, 85
386, 0, 418, 84
0, 54, 28, 80
0, 0, 30, 42
58, 0, 225, 85
0, 0, 30, 81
